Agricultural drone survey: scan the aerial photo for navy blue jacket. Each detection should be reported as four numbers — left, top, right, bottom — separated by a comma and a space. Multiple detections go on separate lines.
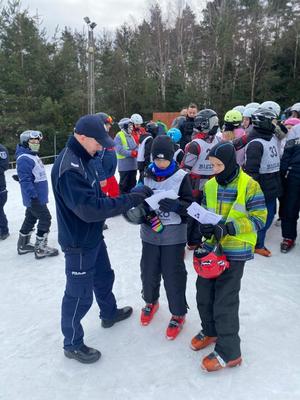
0, 144, 9, 192
16, 144, 49, 207
51, 136, 144, 251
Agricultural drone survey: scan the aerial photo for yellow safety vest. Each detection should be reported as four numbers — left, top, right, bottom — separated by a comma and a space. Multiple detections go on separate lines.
205, 170, 257, 248
116, 130, 129, 159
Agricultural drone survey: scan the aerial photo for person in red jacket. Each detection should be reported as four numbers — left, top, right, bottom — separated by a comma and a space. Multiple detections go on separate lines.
131, 113, 145, 145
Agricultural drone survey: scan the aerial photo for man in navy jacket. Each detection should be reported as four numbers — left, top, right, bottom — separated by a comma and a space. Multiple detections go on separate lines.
51, 114, 152, 364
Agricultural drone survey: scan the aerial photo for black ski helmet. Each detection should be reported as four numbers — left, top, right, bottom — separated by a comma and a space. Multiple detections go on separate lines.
252, 108, 277, 132
145, 121, 159, 137
194, 109, 219, 136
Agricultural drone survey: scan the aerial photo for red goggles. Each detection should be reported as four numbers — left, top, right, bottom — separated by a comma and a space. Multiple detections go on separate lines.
105, 116, 113, 124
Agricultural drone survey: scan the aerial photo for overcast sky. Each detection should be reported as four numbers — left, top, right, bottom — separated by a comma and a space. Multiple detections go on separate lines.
3, 0, 206, 38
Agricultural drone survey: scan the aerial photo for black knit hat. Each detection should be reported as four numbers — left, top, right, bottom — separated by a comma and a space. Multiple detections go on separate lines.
151, 135, 174, 162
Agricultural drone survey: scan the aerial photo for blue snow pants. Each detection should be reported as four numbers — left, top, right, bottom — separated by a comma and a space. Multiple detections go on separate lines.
61, 240, 117, 350
256, 198, 276, 249
0, 190, 8, 235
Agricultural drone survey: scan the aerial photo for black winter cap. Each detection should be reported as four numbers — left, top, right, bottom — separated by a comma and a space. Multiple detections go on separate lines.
151, 135, 174, 162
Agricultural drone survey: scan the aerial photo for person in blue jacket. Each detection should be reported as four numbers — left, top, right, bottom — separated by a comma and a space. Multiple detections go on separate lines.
0, 143, 9, 240
16, 131, 59, 258
51, 114, 152, 364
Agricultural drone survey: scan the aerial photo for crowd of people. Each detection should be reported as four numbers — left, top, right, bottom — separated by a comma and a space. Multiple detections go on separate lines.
1, 99, 300, 372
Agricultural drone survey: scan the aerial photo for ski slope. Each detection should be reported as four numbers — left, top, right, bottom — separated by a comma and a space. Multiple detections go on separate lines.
1, 165, 300, 400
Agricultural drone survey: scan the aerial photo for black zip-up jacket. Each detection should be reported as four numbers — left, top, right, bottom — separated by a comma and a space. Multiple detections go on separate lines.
244, 127, 282, 201
178, 117, 195, 149
0, 144, 9, 192
51, 136, 147, 251
281, 125, 300, 179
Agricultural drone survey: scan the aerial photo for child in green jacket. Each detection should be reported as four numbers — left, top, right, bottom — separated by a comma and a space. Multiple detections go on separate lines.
191, 141, 267, 372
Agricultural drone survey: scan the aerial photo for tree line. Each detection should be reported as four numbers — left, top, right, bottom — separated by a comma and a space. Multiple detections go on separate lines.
0, 0, 300, 157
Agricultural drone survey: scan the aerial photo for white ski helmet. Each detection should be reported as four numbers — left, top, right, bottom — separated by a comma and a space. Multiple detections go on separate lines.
245, 102, 260, 109
233, 105, 245, 114
243, 107, 258, 118
291, 103, 300, 113
260, 101, 281, 117
20, 130, 43, 146
118, 117, 133, 130
130, 113, 143, 125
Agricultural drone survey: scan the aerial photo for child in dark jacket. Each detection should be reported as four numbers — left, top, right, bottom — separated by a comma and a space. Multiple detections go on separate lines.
16, 130, 58, 259
137, 135, 193, 340
192, 141, 266, 372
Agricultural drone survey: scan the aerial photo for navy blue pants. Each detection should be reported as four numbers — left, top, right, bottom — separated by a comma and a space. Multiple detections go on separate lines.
62, 240, 117, 350
256, 198, 276, 249
0, 190, 8, 235
281, 175, 300, 240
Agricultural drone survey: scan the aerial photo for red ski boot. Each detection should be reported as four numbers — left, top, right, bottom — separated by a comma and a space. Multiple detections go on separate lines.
166, 315, 185, 340
140, 303, 159, 326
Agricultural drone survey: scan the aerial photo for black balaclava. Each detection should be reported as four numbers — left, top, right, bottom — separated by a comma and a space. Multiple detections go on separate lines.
209, 141, 239, 185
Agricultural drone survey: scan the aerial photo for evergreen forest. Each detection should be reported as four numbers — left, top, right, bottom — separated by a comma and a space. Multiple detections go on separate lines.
0, 0, 300, 157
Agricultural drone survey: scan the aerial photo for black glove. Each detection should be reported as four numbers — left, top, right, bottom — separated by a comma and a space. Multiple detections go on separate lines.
12, 174, 19, 182
131, 185, 153, 198
158, 198, 180, 213
198, 223, 215, 239
213, 222, 236, 242
130, 185, 153, 206
277, 122, 288, 135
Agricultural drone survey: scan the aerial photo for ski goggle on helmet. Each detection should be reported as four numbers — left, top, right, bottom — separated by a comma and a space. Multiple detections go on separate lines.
20, 130, 43, 145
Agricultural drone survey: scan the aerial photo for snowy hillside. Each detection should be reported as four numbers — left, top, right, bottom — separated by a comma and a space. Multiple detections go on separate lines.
1, 165, 300, 400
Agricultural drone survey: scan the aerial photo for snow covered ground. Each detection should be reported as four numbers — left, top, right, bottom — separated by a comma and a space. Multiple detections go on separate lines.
1, 165, 300, 400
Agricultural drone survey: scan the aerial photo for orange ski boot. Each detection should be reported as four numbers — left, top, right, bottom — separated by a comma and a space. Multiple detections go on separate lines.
190, 331, 217, 351
201, 351, 242, 372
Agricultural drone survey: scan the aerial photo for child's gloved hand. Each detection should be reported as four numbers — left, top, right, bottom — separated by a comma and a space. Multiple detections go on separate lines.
213, 222, 236, 242
199, 223, 215, 239
158, 198, 180, 213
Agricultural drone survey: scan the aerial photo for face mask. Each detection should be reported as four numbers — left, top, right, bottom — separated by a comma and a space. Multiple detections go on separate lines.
28, 142, 40, 152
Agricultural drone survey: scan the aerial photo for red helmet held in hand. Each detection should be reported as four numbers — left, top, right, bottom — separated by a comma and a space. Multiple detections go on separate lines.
193, 243, 230, 279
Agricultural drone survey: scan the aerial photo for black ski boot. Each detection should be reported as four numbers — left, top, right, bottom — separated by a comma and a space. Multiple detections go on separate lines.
64, 344, 101, 364
17, 232, 35, 255
280, 238, 295, 253
101, 306, 133, 328
34, 233, 59, 259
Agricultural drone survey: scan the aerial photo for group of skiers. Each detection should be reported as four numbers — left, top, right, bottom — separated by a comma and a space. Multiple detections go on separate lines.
0, 99, 299, 372
114, 101, 300, 258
